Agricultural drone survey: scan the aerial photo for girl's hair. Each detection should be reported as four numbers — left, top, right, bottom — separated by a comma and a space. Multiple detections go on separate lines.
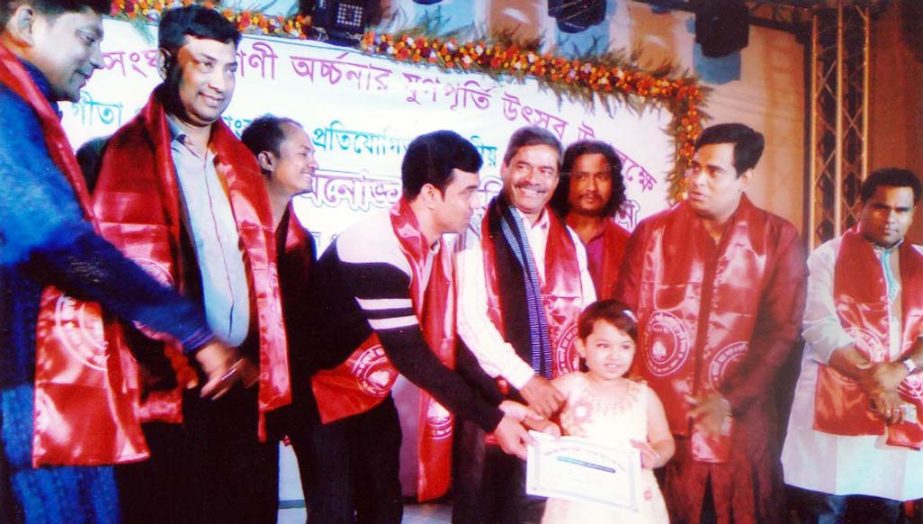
577, 300, 638, 342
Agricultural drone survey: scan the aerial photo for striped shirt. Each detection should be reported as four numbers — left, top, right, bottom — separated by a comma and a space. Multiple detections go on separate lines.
301, 210, 503, 431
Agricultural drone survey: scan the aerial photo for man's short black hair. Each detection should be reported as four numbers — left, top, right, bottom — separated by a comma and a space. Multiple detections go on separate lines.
550, 140, 626, 218
157, 6, 240, 123
0, 0, 109, 28
158, 5, 241, 57
861, 168, 923, 204
502, 126, 563, 168
402, 130, 482, 199
694, 123, 765, 175
241, 115, 303, 170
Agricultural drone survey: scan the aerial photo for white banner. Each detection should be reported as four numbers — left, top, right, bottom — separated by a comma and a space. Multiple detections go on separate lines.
62, 19, 675, 252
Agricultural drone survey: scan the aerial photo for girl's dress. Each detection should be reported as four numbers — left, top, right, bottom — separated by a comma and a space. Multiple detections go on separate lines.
542, 375, 669, 523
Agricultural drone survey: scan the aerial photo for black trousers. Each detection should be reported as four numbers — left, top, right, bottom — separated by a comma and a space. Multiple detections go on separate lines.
452, 417, 545, 524
289, 394, 403, 524
787, 485, 904, 524
116, 387, 279, 524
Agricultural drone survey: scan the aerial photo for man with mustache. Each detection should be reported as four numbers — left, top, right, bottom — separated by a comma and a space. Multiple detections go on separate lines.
783, 169, 923, 523
298, 130, 533, 523
550, 140, 631, 300
85, 6, 289, 523
455, 125, 596, 522
615, 123, 807, 523
0, 0, 244, 522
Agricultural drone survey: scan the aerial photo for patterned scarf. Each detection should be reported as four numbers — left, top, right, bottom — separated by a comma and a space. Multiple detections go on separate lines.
494, 196, 553, 378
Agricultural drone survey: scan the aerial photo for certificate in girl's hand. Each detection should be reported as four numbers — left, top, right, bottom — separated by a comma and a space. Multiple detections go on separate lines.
525, 431, 641, 511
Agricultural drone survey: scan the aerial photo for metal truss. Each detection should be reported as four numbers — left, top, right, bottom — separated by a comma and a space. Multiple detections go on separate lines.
808, 0, 870, 248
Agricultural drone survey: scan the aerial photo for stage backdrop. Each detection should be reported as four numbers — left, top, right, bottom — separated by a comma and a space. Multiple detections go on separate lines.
60, 17, 680, 499
63, 19, 676, 252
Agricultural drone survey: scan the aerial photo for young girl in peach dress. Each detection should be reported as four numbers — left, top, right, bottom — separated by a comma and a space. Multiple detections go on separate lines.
528, 300, 675, 523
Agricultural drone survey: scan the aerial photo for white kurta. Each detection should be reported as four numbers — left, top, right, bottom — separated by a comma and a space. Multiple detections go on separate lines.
782, 237, 923, 501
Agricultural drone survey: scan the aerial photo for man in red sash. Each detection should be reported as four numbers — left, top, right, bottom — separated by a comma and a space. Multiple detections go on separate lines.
0, 1, 245, 522
84, 6, 289, 523
455, 126, 597, 523
615, 123, 807, 523
550, 139, 631, 300
241, 114, 319, 490
783, 168, 923, 522
297, 130, 532, 523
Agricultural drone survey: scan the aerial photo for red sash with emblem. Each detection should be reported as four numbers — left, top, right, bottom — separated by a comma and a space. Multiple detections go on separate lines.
91, 90, 290, 438
813, 228, 923, 448
598, 219, 631, 300
481, 207, 584, 377
634, 199, 768, 462
311, 198, 456, 500
0, 44, 149, 466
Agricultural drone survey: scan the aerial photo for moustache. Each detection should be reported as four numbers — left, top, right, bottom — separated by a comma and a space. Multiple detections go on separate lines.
515, 182, 548, 192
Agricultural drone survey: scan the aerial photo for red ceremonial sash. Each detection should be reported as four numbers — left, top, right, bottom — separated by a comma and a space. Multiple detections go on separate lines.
635, 198, 767, 462
598, 219, 630, 300
311, 198, 456, 501
91, 90, 290, 438
481, 208, 584, 377
0, 44, 149, 466
813, 228, 923, 448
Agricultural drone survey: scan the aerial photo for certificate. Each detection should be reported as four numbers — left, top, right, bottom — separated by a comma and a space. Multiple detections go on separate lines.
525, 431, 641, 510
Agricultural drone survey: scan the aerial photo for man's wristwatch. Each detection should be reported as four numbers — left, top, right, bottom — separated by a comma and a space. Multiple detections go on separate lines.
901, 358, 919, 375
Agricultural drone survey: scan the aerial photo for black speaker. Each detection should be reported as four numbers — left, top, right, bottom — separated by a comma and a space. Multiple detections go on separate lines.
548, 0, 606, 34
695, 0, 750, 57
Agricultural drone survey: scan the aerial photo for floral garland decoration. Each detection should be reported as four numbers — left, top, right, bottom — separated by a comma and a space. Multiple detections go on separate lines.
360, 30, 708, 200
107, 1, 707, 199
109, 0, 312, 39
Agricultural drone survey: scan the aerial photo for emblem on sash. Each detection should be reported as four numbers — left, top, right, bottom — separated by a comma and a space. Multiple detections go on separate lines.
349, 344, 397, 397
426, 401, 453, 439
642, 311, 690, 377
554, 321, 580, 374
829, 327, 886, 384
54, 295, 107, 370
708, 342, 748, 389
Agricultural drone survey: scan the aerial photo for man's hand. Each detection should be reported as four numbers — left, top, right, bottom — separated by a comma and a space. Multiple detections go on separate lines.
686, 392, 732, 437
860, 361, 908, 397
870, 389, 905, 425
519, 376, 564, 418
828, 345, 873, 380
194, 341, 257, 399
499, 400, 535, 422
524, 417, 561, 437
492, 415, 536, 459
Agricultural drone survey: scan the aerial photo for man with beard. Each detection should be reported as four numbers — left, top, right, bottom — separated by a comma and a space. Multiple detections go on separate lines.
0, 1, 243, 522
615, 123, 807, 523
454, 125, 596, 522
85, 6, 289, 523
550, 140, 631, 299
